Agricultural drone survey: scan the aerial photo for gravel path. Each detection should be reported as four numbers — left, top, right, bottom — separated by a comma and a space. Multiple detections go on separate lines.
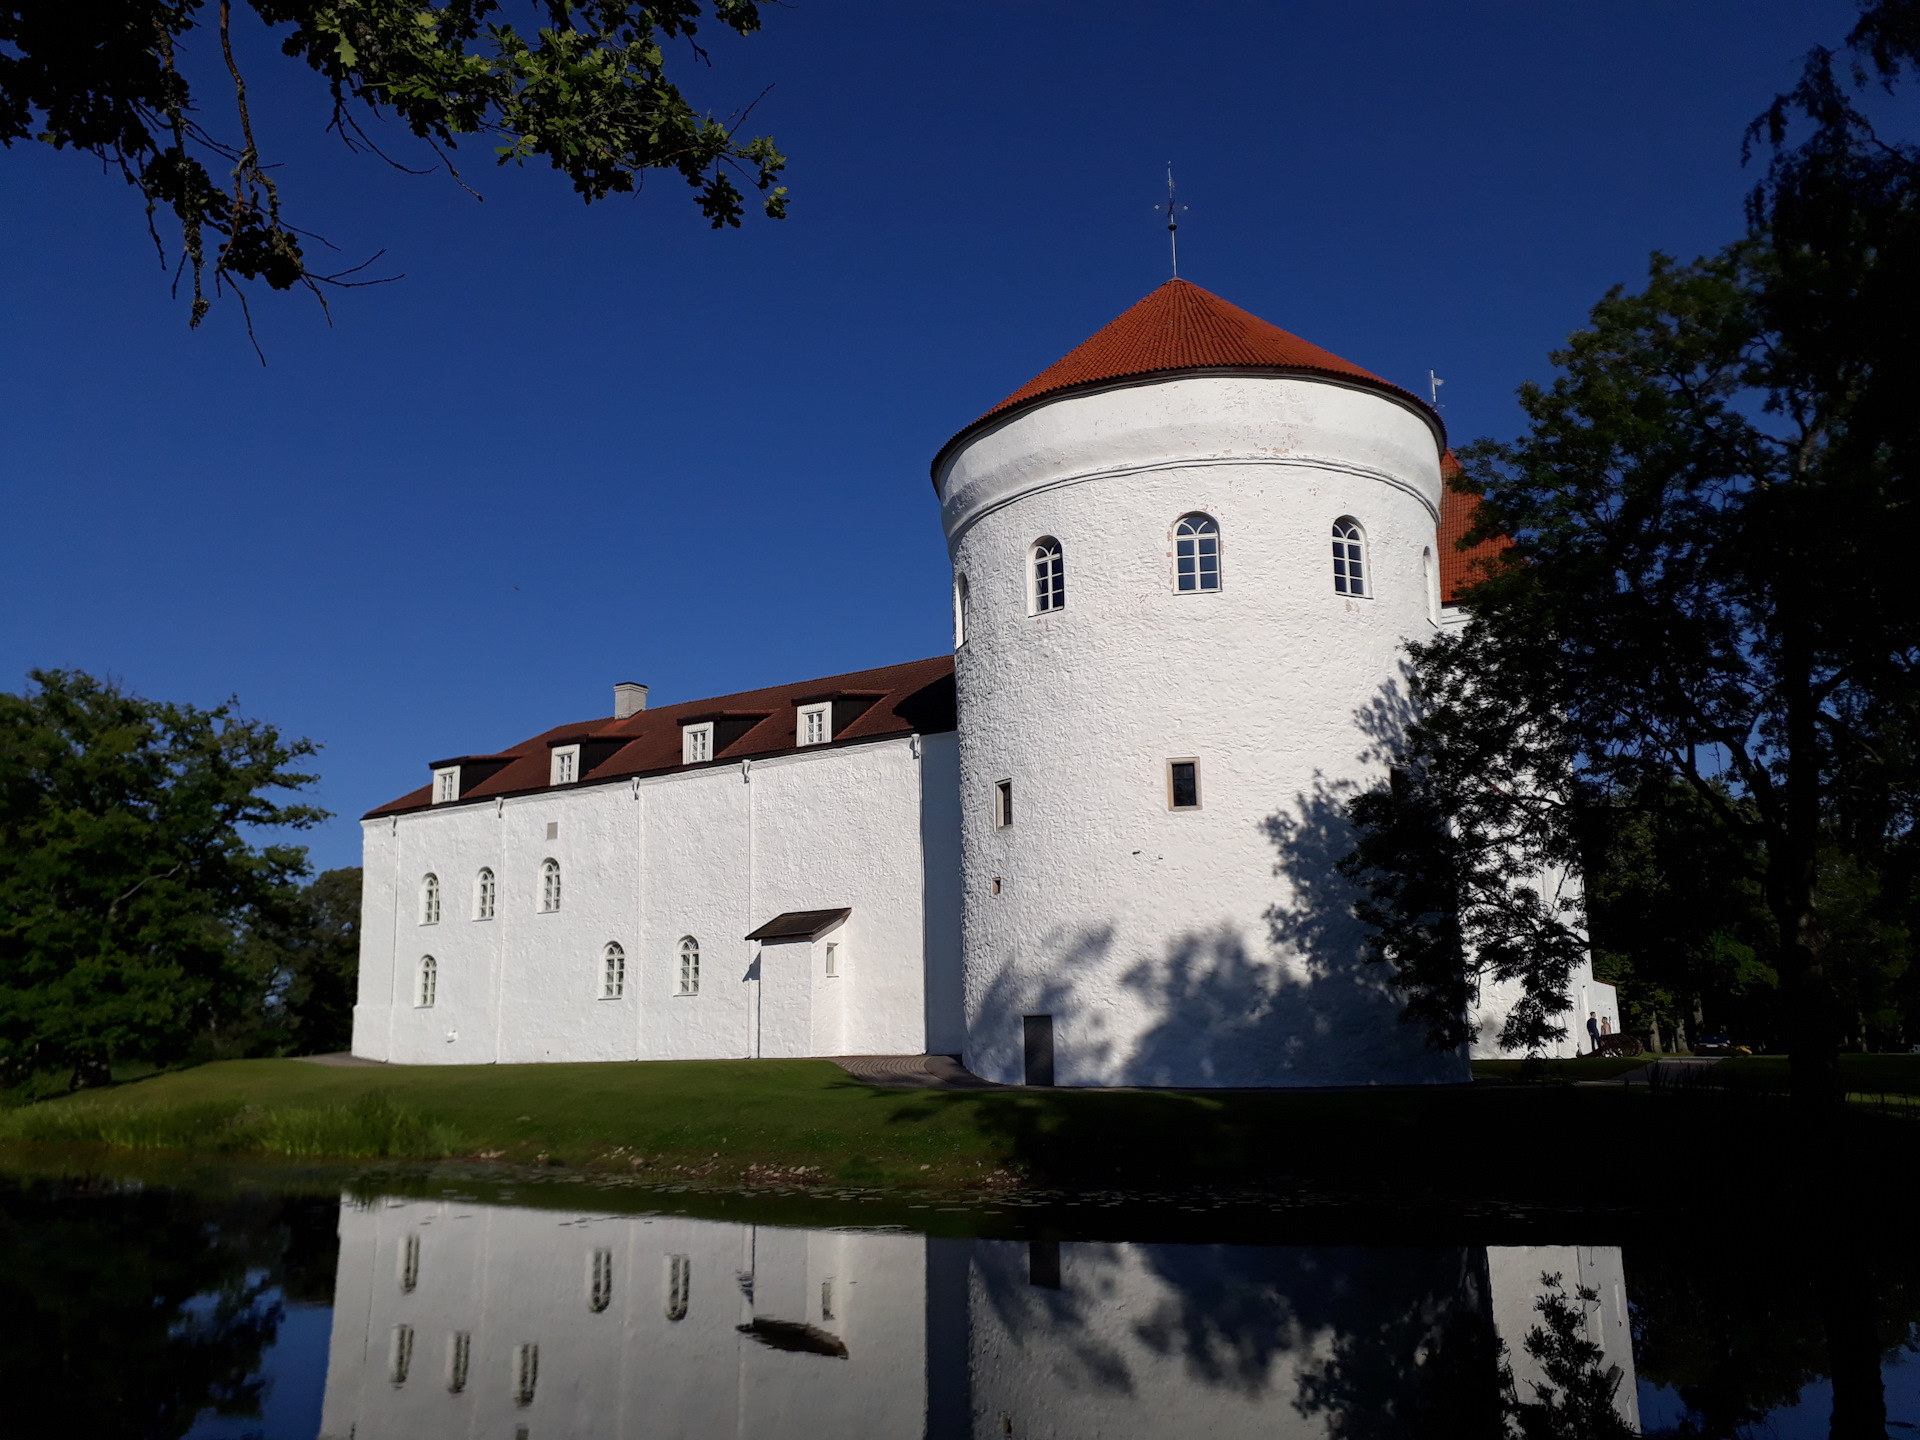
291, 1052, 389, 1068
831, 1054, 1003, 1089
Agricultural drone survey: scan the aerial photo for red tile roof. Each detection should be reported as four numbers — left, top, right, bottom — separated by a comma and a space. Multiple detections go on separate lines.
1438, 450, 1512, 604
367, 656, 956, 819
933, 279, 1440, 483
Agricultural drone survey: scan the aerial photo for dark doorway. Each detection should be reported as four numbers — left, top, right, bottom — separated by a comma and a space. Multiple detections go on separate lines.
1022, 1015, 1054, 1086
1027, 1240, 1062, 1289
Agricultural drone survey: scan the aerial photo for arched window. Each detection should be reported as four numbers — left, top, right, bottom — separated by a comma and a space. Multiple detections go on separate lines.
1332, 518, 1367, 596
677, 937, 700, 996
589, 1248, 613, 1313
665, 1254, 691, 1321
540, 858, 561, 912
512, 1343, 539, 1407
1175, 514, 1220, 592
953, 573, 970, 648
475, 868, 495, 921
1029, 538, 1065, 614
421, 874, 441, 925
417, 956, 438, 1008
601, 942, 626, 999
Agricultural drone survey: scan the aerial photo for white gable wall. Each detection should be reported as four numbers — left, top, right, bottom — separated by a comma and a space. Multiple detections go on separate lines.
353, 733, 941, 1064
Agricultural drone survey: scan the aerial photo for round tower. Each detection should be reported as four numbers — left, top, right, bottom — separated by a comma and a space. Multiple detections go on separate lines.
933, 279, 1464, 1088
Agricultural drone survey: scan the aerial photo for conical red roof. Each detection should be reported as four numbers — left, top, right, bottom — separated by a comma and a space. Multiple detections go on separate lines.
933, 279, 1438, 482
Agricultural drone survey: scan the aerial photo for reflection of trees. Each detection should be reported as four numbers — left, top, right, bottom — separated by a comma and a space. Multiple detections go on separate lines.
1630, 1232, 1920, 1439
980, 1241, 1515, 1431
0, 1176, 337, 1439
1285, 1248, 1511, 1438
972, 1240, 1136, 1395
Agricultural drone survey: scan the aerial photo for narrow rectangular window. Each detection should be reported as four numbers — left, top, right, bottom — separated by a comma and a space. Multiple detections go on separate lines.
683, 723, 714, 764
1168, 759, 1200, 810
821, 1279, 835, 1321
589, 1248, 613, 1312
389, 1324, 415, 1386
513, 1343, 539, 1407
447, 1332, 471, 1393
824, 942, 838, 977
400, 1232, 421, 1292
994, 779, 1013, 828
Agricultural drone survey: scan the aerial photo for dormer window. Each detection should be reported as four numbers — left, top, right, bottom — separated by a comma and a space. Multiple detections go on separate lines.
683, 723, 714, 765
797, 703, 831, 747
550, 745, 580, 786
432, 767, 459, 804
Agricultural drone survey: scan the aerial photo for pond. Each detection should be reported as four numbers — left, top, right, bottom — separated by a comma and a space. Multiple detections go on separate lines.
5, 1171, 1917, 1439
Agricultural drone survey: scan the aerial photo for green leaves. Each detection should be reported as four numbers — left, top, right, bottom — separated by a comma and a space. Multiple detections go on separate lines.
0, 1, 789, 334
0, 669, 325, 1085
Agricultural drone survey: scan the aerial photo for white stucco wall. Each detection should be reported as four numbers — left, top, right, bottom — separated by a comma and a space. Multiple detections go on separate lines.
940, 373, 1465, 1087
317, 1200, 928, 1440
1487, 1244, 1641, 1430
315, 1203, 1640, 1439
353, 734, 947, 1064
960, 1239, 1639, 1438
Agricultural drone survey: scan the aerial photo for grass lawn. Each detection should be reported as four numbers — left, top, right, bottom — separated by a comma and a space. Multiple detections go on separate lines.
4, 1054, 1916, 1204
1713, 1053, 1920, 1095
1470, 1057, 1654, 1084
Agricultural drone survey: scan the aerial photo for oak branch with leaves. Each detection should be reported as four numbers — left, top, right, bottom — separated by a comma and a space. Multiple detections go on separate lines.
0, 1, 789, 342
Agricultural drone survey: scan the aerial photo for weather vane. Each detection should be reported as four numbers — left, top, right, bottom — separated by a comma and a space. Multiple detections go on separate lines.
1155, 165, 1188, 278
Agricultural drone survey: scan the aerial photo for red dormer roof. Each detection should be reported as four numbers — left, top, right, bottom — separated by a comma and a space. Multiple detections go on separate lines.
932, 278, 1440, 483
1438, 450, 1512, 604
367, 655, 956, 819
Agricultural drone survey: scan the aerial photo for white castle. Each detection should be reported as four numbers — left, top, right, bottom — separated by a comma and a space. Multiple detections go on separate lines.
317, 1197, 1641, 1440
352, 280, 1618, 1084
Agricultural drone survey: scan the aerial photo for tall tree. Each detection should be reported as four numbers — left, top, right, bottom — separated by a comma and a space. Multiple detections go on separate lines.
0, 2, 789, 338
239, 865, 361, 1054
1341, 2, 1920, 1105
0, 669, 324, 1087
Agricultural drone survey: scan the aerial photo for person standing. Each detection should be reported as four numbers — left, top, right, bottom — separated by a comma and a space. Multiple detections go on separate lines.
1586, 1010, 1601, 1055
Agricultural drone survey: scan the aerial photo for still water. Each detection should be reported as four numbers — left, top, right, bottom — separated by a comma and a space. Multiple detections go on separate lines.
6, 1177, 1917, 1438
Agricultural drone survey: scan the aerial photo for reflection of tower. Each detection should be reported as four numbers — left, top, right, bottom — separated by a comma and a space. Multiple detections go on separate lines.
952, 1239, 1642, 1438
1486, 1244, 1641, 1431
317, 1203, 1640, 1439
934, 279, 1463, 1088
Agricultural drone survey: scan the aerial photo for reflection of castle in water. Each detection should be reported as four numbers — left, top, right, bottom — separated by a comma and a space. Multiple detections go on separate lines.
318, 1199, 1640, 1438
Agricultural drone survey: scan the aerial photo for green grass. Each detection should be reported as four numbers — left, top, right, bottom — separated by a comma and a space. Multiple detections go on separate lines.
0, 1087, 464, 1159
1709, 1053, 1920, 1096
1470, 1056, 1655, 1084
4, 1054, 1916, 1202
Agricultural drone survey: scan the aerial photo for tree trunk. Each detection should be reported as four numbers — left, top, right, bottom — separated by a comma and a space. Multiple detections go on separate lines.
1777, 597, 1841, 1109
1822, 1235, 1889, 1439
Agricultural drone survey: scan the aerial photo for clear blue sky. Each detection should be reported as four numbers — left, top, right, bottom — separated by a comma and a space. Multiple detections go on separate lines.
0, 0, 1863, 872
